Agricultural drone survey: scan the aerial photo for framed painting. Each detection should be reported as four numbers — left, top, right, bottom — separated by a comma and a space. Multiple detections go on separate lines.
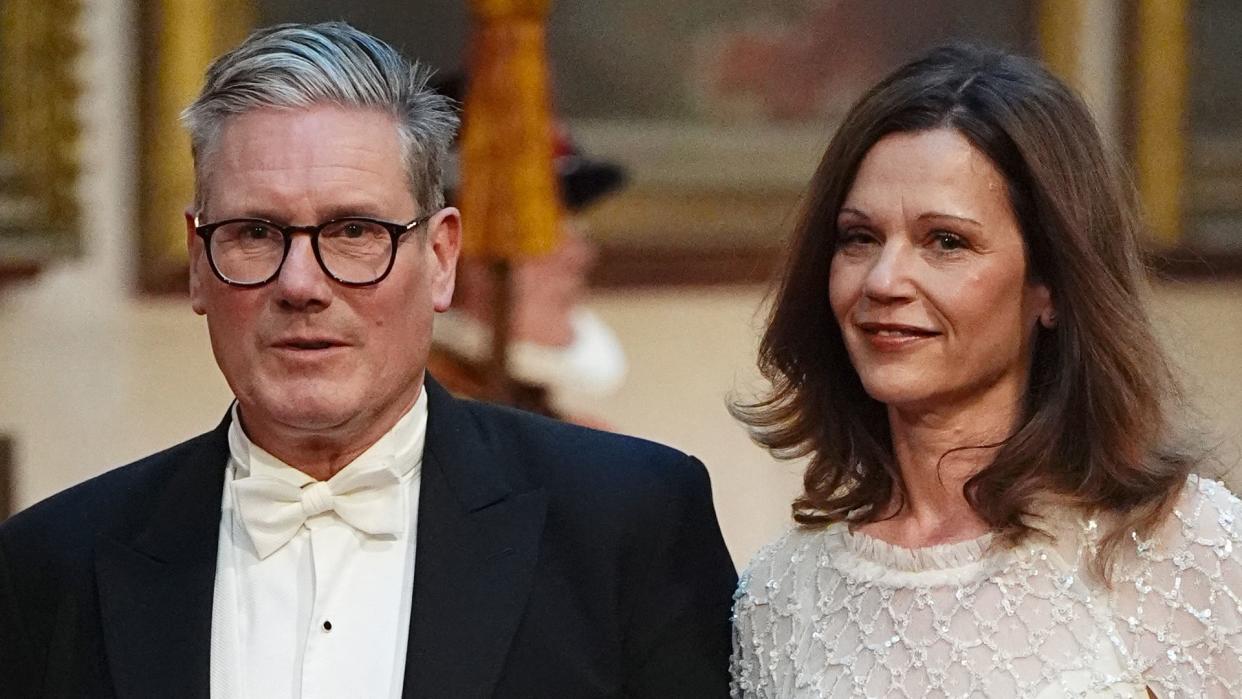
258, 0, 1036, 286
0, 0, 83, 283
549, 1, 1037, 284
1157, 0, 1242, 276
137, 1, 1041, 288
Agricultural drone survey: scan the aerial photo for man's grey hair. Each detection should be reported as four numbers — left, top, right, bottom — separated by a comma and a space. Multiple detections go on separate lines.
181, 21, 458, 213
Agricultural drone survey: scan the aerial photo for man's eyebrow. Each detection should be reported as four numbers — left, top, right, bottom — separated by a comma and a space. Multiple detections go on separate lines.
221, 204, 392, 223
317, 203, 391, 220
203, 208, 284, 223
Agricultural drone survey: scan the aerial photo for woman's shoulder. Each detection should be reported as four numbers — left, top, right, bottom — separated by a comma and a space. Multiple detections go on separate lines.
1106, 475, 1242, 696
1103, 473, 1242, 593
1184, 473, 1241, 521
735, 523, 845, 604
1147, 474, 1242, 555
1061, 474, 1241, 566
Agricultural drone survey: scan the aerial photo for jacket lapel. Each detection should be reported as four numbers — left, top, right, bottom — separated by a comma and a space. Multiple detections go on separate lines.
95, 418, 229, 699
403, 378, 549, 698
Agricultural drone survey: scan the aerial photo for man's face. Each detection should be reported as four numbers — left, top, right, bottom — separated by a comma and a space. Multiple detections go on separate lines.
188, 105, 459, 448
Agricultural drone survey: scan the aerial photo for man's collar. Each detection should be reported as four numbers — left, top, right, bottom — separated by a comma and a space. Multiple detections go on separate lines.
226, 389, 429, 484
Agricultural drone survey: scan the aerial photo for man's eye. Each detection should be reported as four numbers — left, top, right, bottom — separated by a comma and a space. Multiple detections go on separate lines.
328, 222, 385, 240
243, 225, 275, 240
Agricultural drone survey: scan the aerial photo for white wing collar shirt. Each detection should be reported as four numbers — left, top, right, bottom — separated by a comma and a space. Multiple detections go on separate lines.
210, 388, 428, 699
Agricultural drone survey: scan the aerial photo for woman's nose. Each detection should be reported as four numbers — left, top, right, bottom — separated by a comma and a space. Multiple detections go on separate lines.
862, 240, 916, 302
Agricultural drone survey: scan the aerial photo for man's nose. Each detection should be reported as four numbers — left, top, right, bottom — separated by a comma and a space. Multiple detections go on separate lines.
273, 235, 333, 309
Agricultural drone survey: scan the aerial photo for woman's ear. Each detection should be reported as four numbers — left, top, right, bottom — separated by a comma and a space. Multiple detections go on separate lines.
1034, 283, 1056, 329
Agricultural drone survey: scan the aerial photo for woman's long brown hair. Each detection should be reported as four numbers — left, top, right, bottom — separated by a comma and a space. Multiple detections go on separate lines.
732, 43, 1194, 579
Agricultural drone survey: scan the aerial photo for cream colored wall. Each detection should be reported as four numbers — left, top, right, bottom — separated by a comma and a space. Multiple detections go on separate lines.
0, 1, 235, 512
3, 3, 1240, 571
1152, 282, 1242, 478
557, 288, 805, 568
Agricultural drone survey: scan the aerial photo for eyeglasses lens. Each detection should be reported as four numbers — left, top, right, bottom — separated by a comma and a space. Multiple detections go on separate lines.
209, 219, 395, 285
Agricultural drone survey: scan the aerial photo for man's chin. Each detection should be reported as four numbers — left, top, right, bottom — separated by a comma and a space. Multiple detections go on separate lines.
239, 390, 359, 435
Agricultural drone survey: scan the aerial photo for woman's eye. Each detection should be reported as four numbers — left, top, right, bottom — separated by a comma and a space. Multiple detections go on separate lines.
930, 230, 967, 251
835, 228, 876, 249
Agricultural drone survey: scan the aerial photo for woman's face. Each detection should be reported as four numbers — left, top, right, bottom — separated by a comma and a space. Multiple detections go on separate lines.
829, 128, 1052, 414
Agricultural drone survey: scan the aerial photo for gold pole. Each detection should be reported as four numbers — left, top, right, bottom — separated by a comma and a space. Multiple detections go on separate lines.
460, 0, 560, 261
1133, 0, 1188, 247
461, 0, 562, 402
145, 0, 219, 266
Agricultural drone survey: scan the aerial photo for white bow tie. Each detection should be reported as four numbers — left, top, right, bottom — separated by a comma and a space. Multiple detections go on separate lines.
232, 463, 405, 559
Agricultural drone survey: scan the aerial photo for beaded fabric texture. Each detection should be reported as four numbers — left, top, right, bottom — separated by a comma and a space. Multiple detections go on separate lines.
731, 476, 1242, 698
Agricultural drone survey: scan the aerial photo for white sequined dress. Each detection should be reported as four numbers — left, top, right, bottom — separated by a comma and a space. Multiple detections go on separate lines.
731, 476, 1242, 698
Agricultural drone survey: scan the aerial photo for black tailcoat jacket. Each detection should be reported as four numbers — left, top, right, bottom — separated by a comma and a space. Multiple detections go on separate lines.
0, 378, 737, 697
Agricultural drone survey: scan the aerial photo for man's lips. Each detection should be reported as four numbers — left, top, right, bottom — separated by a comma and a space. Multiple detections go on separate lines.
270, 337, 350, 351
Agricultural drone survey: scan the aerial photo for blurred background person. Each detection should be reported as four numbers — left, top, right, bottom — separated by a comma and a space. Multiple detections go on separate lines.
428, 77, 628, 423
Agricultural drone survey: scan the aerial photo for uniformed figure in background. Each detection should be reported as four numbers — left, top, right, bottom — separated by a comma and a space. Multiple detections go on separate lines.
429, 76, 628, 423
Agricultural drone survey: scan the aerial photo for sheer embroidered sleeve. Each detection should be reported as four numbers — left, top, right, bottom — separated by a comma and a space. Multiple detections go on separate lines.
1110, 476, 1242, 698
730, 530, 803, 698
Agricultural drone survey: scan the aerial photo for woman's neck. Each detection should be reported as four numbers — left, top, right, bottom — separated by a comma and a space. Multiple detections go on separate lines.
861, 388, 1025, 548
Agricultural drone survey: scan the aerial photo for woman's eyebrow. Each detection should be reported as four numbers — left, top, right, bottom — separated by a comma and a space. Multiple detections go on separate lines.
918, 211, 982, 227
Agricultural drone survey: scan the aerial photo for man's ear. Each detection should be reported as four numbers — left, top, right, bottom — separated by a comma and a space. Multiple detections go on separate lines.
427, 206, 461, 313
186, 209, 208, 315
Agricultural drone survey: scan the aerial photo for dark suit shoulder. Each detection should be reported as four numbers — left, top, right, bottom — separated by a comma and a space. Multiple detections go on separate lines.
0, 423, 227, 565
442, 399, 736, 696
0, 422, 229, 697
444, 399, 720, 566
455, 398, 706, 492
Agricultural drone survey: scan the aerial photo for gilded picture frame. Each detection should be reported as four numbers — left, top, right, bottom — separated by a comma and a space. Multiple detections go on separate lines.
251, 1, 1036, 286
136, 0, 254, 292
136, 1, 1042, 287
0, 0, 83, 271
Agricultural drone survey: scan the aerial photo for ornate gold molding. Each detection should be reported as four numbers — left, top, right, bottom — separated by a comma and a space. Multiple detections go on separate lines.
0, 0, 83, 265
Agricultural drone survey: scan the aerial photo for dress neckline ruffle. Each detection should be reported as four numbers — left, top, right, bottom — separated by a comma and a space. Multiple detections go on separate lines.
841, 527, 994, 572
